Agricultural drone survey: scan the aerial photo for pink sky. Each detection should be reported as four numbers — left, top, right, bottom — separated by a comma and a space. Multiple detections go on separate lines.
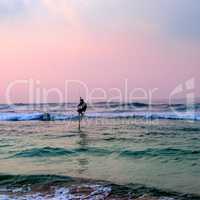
0, 0, 200, 103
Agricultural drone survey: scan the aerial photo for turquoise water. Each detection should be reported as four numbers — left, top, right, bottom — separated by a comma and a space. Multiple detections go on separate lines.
0, 117, 200, 199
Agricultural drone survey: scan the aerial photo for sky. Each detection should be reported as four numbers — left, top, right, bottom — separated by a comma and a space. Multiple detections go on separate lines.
0, 0, 200, 103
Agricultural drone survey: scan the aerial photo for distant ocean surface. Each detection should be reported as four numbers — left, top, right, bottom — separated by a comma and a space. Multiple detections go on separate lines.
0, 102, 200, 199
0, 102, 200, 121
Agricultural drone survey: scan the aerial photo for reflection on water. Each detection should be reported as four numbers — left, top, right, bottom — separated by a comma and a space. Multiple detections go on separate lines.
77, 132, 89, 174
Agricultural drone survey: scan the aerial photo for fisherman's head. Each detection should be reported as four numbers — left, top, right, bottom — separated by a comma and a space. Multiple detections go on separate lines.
80, 97, 84, 103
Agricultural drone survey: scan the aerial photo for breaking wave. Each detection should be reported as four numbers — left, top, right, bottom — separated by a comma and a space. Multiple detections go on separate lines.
0, 111, 200, 121
0, 174, 199, 200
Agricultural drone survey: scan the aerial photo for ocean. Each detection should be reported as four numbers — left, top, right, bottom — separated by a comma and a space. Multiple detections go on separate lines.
0, 102, 200, 200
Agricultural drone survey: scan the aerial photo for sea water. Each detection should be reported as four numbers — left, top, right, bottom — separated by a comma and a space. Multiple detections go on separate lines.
0, 102, 200, 199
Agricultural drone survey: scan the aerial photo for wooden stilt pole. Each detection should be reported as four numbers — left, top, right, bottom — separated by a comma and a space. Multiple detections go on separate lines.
78, 114, 81, 131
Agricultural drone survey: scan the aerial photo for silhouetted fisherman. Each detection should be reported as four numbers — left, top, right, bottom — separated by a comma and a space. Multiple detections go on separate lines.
77, 97, 87, 130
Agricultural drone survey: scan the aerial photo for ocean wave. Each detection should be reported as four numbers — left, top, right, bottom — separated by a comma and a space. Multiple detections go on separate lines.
178, 127, 200, 132
10, 146, 200, 160
0, 174, 199, 200
0, 174, 73, 186
88, 102, 200, 111
87, 111, 200, 121
0, 186, 111, 200
111, 102, 149, 108
0, 113, 44, 121
11, 147, 113, 158
0, 111, 200, 121
0, 105, 11, 110
119, 148, 200, 159
2, 102, 200, 110
12, 147, 77, 158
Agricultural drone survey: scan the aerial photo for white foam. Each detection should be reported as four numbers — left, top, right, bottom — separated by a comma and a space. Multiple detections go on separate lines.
0, 111, 199, 121
86, 111, 200, 121
0, 113, 43, 121
0, 185, 111, 200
